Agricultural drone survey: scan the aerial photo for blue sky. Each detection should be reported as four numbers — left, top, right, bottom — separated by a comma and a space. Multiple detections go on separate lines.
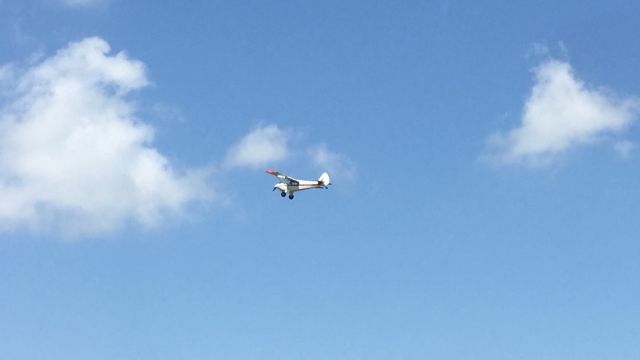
1, 0, 639, 359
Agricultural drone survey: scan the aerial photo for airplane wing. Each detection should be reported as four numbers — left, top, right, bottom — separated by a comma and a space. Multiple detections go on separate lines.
265, 169, 282, 177
265, 169, 299, 185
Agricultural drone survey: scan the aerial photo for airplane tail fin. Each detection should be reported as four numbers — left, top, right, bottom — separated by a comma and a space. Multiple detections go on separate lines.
318, 172, 331, 187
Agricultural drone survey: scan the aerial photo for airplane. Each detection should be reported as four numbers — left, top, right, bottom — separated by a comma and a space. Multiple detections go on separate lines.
266, 169, 331, 199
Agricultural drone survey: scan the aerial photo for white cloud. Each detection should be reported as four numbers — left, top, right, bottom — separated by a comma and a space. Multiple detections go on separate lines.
223, 124, 290, 169
223, 125, 354, 183
488, 59, 640, 165
614, 140, 635, 159
310, 144, 355, 182
0, 37, 210, 236
0, 64, 15, 96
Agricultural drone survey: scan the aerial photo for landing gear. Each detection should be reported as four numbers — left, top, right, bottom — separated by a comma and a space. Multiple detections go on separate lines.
288, 194, 294, 200
280, 192, 286, 197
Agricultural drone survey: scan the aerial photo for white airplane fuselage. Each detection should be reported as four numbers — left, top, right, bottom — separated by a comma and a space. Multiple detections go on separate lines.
266, 169, 330, 199
273, 180, 326, 195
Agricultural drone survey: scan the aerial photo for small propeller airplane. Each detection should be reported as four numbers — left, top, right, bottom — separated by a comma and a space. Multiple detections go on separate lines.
266, 169, 331, 199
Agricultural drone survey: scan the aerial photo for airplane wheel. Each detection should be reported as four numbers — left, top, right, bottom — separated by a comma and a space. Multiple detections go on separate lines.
288, 194, 294, 200
280, 192, 286, 197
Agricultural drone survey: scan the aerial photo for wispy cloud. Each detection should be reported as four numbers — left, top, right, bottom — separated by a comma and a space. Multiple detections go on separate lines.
0, 37, 210, 236
59, 0, 105, 8
614, 140, 635, 159
309, 144, 356, 182
487, 59, 640, 166
223, 124, 290, 169
223, 125, 355, 183
0, 64, 15, 90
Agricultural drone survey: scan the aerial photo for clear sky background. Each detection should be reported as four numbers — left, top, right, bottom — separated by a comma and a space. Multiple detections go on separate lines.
1, 1, 639, 359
